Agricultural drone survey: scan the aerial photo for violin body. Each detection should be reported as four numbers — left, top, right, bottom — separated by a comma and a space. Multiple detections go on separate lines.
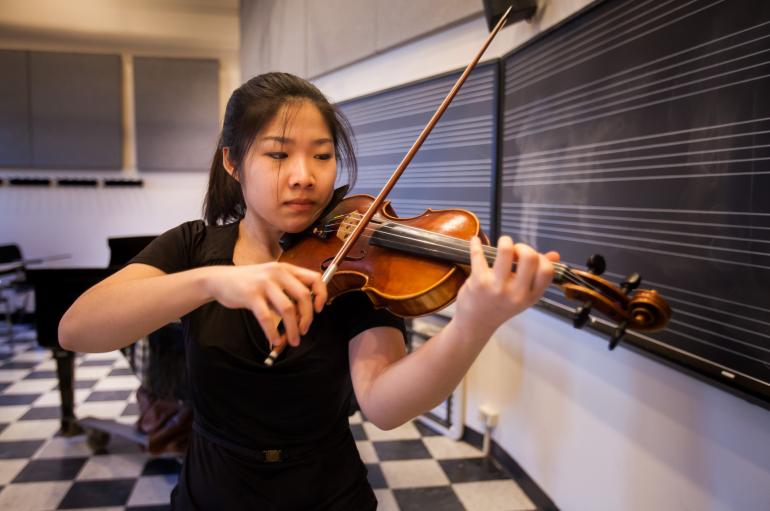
279, 194, 485, 317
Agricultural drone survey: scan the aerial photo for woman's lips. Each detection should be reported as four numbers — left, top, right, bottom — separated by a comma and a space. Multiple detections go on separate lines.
284, 199, 316, 211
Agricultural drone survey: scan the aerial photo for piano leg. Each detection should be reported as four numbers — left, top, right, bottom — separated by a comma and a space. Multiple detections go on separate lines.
53, 348, 83, 436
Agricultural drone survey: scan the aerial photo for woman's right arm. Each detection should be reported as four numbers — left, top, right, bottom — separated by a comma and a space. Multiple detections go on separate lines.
58, 262, 328, 353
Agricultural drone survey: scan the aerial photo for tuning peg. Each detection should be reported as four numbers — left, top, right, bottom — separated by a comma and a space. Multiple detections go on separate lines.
573, 301, 592, 329
608, 320, 628, 350
620, 272, 641, 294
586, 254, 606, 275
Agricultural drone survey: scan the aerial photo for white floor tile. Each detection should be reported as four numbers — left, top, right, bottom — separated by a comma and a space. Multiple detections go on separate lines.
356, 440, 379, 464
83, 351, 121, 361
0, 480, 71, 511
362, 421, 421, 442
3, 378, 58, 394
34, 435, 93, 459
77, 453, 147, 480
74, 366, 113, 380
453, 480, 536, 511
0, 369, 30, 382
348, 411, 363, 425
422, 436, 484, 460
126, 474, 178, 506
0, 459, 28, 485
0, 419, 61, 440
9, 350, 50, 363
34, 360, 56, 371
75, 402, 126, 419
0, 405, 30, 423
92, 376, 140, 391
374, 488, 400, 511
379, 459, 450, 489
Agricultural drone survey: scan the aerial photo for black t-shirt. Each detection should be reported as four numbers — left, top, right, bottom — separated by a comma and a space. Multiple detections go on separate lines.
129, 220, 406, 510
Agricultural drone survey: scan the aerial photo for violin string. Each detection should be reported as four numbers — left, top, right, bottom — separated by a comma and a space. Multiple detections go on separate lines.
320, 213, 597, 291
315, 212, 602, 293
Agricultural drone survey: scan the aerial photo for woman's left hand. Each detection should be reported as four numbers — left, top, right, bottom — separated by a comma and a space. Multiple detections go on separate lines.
454, 235, 560, 338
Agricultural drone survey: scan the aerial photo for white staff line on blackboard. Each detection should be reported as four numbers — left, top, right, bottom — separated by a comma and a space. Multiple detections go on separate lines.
502, 156, 770, 181
597, 273, 770, 315
342, 72, 494, 117
507, 143, 770, 175
504, 72, 770, 138
503, 117, 770, 156
505, 0, 649, 79
358, 141, 491, 158
506, 43, 770, 125
344, 84, 494, 123
671, 311, 770, 344
505, 22, 770, 118
505, 129, 770, 165
501, 214, 770, 245
356, 115, 491, 142
664, 324, 770, 363
506, 0, 683, 88
505, 59, 770, 132
499, 208, 770, 231
540, 295, 770, 385
357, 124, 491, 150
500, 230, 770, 270
500, 203, 770, 217
649, 297, 770, 328
500, 221, 770, 258
502, 168, 770, 186
360, 158, 490, 169
506, 0, 725, 94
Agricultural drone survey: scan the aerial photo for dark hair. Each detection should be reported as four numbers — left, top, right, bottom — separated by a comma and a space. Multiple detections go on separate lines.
203, 72, 357, 226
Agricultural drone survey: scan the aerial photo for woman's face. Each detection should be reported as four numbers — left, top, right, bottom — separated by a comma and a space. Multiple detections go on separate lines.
233, 100, 338, 235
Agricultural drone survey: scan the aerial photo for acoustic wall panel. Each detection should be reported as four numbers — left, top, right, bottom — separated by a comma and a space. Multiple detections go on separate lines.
500, 0, 770, 405
29, 52, 122, 169
0, 50, 31, 167
338, 61, 499, 237
134, 57, 219, 172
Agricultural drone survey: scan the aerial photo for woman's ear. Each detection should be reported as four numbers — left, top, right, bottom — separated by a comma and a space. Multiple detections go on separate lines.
222, 147, 239, 182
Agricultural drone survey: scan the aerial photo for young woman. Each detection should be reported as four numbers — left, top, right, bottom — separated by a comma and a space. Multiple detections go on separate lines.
59, 72, 559, 510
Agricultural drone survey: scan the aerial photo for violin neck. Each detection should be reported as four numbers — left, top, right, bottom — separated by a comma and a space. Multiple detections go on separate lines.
370, 221, 566, 284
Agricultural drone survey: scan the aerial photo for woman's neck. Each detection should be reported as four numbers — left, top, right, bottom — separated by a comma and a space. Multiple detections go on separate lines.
234, 216, 283, 265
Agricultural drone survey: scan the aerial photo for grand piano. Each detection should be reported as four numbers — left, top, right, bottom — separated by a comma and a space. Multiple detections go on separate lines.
25, 236, 155, 436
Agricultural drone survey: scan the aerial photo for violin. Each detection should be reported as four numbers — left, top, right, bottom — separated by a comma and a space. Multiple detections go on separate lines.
263, 5, 672, 365
278, 192, 671, 334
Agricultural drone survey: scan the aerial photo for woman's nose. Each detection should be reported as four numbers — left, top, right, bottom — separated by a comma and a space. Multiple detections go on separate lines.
288, 157, 315, 188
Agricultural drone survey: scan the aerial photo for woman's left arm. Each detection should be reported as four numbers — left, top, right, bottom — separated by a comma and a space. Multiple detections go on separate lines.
349, 236, 559, 430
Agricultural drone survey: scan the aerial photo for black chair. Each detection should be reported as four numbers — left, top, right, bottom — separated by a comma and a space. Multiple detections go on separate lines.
0, 244, 34, 343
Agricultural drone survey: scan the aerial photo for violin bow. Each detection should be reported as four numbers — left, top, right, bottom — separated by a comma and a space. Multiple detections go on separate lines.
264, 6, 515, 365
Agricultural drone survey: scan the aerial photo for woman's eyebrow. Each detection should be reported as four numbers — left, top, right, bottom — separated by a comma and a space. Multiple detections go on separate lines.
259, 136, 333, 145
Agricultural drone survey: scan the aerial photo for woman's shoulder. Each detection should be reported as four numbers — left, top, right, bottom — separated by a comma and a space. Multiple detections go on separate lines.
177, 220, 239, 266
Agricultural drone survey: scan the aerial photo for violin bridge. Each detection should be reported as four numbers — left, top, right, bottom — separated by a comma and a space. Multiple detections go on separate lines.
336, 214, 359, 242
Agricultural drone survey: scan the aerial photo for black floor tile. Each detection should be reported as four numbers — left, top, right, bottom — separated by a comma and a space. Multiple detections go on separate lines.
58, 478, 137, 508
350, 423, 366, 440
24, 370, 57, 379
414, 420, 442, 437
109, 367, 136, 376
20, 405, 61, 420
373, 439, 431, 461
1, 360, 39, 369
393, 486, 465, 511
55, 379, 99, 391
0, 439, 46, 459
77, 359, 116, 367
0, 383, 9, 393
142, 457, 182, 476
439, 457, 509, 483
0, 393, 40, 406
122, 402, 140, 416
86, 390, 134, 402
12, 457, 89, 482
126, 506, 172, 511
365, 463, 387, 489
0, 423, 7, 434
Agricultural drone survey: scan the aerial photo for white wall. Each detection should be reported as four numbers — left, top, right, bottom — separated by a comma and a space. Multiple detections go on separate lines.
311, 2, 770, 510
0, 0, 240, 266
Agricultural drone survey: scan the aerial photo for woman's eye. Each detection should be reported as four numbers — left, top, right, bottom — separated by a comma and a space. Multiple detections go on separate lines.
315, 153, 332, 160
266, 152, 288, 160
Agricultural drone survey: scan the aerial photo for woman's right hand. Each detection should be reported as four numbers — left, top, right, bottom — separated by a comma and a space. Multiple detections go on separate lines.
204, 263, 328, 347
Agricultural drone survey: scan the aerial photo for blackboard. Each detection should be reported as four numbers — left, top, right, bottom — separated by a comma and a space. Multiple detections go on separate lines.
500, 0, 770, 406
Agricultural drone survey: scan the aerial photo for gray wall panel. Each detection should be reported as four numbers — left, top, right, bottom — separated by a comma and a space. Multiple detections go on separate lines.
29, 51, 122, 169
306, 0, 376, 77
0, 50, 31, 167
134, 57, 220, 172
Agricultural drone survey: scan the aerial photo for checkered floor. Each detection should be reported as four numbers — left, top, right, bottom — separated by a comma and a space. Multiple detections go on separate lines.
0, 325, 537, 510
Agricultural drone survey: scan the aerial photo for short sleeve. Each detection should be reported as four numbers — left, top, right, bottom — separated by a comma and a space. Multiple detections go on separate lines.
330, 291, 407, 343
128, 220, 204, 274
